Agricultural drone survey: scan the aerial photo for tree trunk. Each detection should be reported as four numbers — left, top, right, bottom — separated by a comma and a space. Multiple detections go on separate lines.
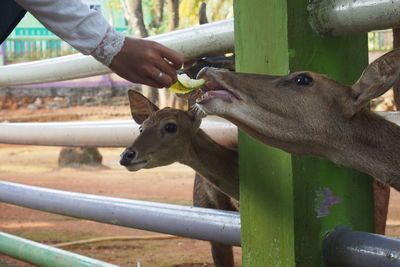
199, 2, 208, 25
167, 0, 179, 31
150, 0, 165, 29
122, 0, 148, 38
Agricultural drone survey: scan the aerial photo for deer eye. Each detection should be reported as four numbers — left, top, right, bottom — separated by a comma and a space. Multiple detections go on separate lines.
164, 123, 177, 133
139, 126, 143, 133
294, 74, 313, 86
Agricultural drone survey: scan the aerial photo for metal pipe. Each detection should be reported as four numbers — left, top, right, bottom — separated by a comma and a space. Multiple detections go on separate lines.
0, 112, 398, 148
0, 231, 119, 267
0, 181, 241, 246
0, 19, 234, 87
0, 116, 237, 148
323, 227, 400, 267
309, 0, 400, 35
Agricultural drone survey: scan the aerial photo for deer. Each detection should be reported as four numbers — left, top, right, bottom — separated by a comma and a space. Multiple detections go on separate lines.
195, 49, 400, 194
120, 90, 239, 267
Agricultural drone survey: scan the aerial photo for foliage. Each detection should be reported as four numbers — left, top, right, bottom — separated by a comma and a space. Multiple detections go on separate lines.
105, 0, 123, 11
179, 0, 233, 27
123, 0, 234, 36
143, 0, 168, 35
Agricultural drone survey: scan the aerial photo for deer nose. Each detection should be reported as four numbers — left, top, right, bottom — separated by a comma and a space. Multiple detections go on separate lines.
120, 150, 136, 166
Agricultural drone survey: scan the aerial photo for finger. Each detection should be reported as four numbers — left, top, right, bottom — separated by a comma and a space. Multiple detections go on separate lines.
122, 70, 165, 88
157, 73, 173, 88
149, 70, 173, 88
141, 76, 165, 88
156, 60, 178, 84
158, 45, 184, 70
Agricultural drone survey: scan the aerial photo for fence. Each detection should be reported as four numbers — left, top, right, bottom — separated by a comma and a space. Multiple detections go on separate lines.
3, 38, 75, 63
3, 28, 127, 63
0, 181, 241, 246
0, 117, 238, 266
368, 30, 393, 52
0, 19, 234, 86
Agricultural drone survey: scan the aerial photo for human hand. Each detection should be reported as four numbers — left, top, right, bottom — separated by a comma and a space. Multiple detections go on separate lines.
109, 37, 184, 88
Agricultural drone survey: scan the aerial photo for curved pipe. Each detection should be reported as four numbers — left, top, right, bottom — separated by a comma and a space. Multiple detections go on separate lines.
0, 19, 234, 87
309, 0, 400, 35
0, 181, 241, 246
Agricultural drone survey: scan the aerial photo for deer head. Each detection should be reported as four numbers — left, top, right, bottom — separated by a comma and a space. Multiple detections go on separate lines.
195, 50, 400, 189
120, 90, 202, 171
196, 49, 400, 158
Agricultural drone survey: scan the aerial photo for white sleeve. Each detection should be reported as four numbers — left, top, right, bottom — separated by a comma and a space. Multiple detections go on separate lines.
14, 0, 112, 55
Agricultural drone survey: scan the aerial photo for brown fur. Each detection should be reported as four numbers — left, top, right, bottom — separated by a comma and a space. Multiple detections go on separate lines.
121, 90, 239, 267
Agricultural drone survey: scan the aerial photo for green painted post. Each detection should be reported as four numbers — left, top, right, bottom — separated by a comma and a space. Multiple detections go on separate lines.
234, 0, 375, 266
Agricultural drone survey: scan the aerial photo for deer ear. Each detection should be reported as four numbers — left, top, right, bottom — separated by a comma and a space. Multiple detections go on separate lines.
351, 49, 400, 113
188, 104, 207, 121
187, 107, 205, 130
128, 90, 159, 124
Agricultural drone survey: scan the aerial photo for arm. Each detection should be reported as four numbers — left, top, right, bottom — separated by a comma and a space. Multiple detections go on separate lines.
14, 0, 107, 55
14, 0, 184, 87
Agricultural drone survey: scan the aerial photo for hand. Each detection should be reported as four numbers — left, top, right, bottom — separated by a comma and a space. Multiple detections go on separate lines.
109, 37, 184, 88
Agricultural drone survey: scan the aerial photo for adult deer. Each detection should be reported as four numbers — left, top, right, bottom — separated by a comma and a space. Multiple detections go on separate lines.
196, 49, 400, 192
120, 90, 239, 267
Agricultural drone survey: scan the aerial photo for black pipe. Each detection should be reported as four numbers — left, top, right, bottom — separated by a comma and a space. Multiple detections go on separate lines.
323, 227, 400, 267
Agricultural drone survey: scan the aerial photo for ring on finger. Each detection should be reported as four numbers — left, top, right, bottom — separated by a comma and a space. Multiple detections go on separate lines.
156, 71, 163, 81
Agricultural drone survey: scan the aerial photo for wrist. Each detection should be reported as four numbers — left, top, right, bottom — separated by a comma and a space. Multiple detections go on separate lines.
90, 26, 126, 66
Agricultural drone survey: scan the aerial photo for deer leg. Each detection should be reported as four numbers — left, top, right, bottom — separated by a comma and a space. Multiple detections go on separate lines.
210, 242, 234, 267
373, 180, 390, 235
193, 173, 235, 267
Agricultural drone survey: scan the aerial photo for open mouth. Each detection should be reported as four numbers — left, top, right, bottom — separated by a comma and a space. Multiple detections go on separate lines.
195, 68, 238, 104
125, 160, 148, 171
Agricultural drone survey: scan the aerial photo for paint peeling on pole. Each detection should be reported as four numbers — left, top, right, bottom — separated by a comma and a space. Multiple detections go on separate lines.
309, 0, 400, 35
314, 187, 341, 218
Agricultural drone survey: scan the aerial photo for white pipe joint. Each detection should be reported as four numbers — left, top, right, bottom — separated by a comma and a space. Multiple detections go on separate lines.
0, 19, 234, 87
309, 0, 400, 35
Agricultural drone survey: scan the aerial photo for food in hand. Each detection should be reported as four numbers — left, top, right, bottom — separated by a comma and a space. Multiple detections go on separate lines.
168, 73, 206, 94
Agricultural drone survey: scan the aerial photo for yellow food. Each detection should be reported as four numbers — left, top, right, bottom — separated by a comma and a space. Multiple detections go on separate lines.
168, 73, 205, 94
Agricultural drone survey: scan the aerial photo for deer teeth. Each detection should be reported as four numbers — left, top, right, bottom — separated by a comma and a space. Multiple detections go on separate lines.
195, 92, 209, 103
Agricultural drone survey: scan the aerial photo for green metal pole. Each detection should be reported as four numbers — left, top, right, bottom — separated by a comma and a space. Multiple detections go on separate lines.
234, 0, 375, 266
0, 232, 120, 267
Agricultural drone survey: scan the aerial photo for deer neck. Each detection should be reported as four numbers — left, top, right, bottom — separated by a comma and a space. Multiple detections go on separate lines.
331, 111, 400, 189
180, 129, 239, 200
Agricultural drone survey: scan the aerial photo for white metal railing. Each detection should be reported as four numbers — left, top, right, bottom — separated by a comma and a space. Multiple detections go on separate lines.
0, 181, 241, 246
1, 112, 398, 148
0, 116, 237, 147
309, 0, 400, 35
0, 19, 234, 87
